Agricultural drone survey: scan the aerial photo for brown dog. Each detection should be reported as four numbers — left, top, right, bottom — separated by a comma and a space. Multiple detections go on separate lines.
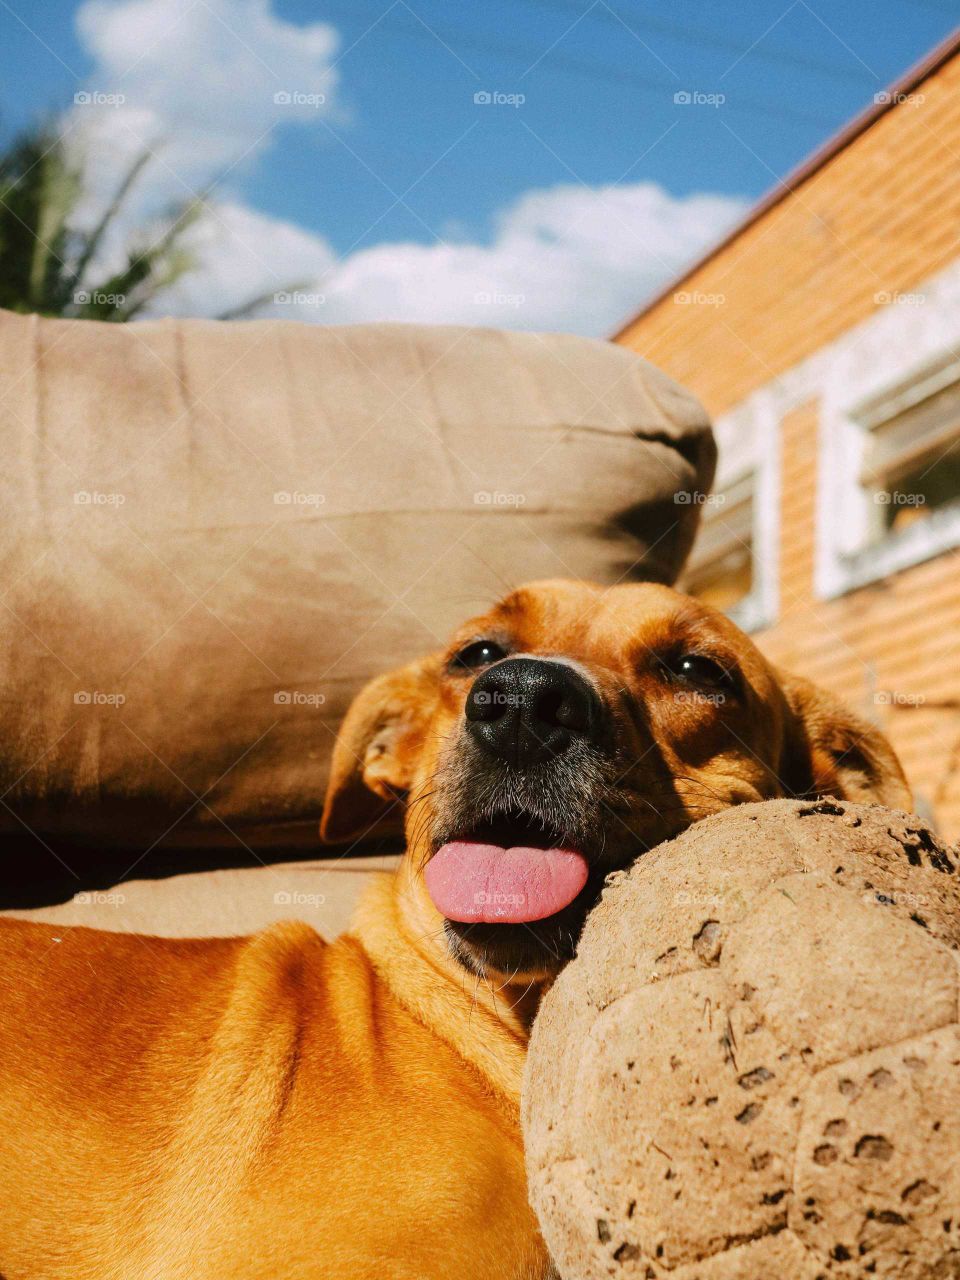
0, 581, 910, 1280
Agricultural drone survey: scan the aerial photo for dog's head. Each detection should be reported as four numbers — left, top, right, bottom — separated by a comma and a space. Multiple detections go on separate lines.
321, 580, 910, 982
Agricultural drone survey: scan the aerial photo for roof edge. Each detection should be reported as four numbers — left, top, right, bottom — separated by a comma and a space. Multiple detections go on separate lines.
610, 26, 960, 341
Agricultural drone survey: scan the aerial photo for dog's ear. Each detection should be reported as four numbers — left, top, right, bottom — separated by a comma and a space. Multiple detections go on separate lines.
777, 669, 912, 809
320, 655, 442, 845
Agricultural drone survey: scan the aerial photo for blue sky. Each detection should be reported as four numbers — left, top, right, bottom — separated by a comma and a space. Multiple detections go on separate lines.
1, 0, 957, 333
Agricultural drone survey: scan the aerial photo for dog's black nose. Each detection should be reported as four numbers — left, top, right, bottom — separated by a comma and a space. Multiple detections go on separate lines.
465, 657, 601, 765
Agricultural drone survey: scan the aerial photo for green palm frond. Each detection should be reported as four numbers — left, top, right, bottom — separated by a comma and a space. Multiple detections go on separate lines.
0, 118, 303, 323
0, 129, 70, 313
69, 194, 205, 320
61, 147, 153, 304
216, 280, 313, 321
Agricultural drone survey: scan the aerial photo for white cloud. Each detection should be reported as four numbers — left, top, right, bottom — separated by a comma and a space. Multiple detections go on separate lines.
69, 0, 339, 216
157, 199, 338, 318
153, 181, 746, 336
67, 0, 747, 336
319, 182, 747, 335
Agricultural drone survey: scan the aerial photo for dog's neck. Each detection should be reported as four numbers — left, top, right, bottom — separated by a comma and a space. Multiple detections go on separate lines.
349, 858, 547, 1107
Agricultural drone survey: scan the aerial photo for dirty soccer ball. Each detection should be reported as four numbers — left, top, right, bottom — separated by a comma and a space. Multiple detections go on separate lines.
523, 799, 960, 1279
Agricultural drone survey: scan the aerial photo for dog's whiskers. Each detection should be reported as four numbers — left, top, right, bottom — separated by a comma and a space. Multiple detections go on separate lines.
504, 977, 537, 1015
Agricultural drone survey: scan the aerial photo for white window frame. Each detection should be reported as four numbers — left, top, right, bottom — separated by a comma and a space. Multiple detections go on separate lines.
681, 393, 780, 634
677, 261, 960, 611
814, 281, 960, 604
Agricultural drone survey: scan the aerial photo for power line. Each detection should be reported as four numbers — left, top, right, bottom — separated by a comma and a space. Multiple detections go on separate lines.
899, 0, 960, 18
322, 1, 842, 129
523, 0, 878, 86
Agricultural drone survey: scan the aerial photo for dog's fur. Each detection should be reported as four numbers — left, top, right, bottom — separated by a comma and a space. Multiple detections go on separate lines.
0, 581, 910, 1279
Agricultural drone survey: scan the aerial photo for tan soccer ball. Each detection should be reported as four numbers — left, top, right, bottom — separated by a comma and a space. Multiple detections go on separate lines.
523, 800, 960, 1279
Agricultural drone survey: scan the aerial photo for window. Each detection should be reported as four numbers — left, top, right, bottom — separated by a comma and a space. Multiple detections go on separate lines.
679, 453, 777, 634
678, 394, 780, 633
680, 472, 755, 614
859, 370, 960, 542
817, 348, 960, 599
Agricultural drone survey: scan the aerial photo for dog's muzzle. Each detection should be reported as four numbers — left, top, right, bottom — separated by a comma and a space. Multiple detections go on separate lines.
464, 657, 603, 767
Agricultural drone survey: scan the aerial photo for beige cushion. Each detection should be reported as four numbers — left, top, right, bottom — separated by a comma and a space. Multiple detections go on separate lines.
6, 856, 399, 939
0, 313, 713, 855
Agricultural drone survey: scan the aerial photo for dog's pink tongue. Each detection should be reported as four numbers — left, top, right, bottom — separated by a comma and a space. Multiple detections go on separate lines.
426, 841, 589, 923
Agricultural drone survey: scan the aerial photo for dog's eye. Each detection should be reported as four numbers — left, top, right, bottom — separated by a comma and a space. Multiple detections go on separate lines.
450, 639, 507, 671
669, 653, 734, 689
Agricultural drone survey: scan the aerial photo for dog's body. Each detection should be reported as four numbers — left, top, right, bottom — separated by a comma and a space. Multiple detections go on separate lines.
0, 582, 911, 1279
0, 873, 545, 1280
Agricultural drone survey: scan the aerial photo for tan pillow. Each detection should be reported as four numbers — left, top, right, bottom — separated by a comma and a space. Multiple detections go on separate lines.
4, 857, 399, 940
0, 313, 714, 854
